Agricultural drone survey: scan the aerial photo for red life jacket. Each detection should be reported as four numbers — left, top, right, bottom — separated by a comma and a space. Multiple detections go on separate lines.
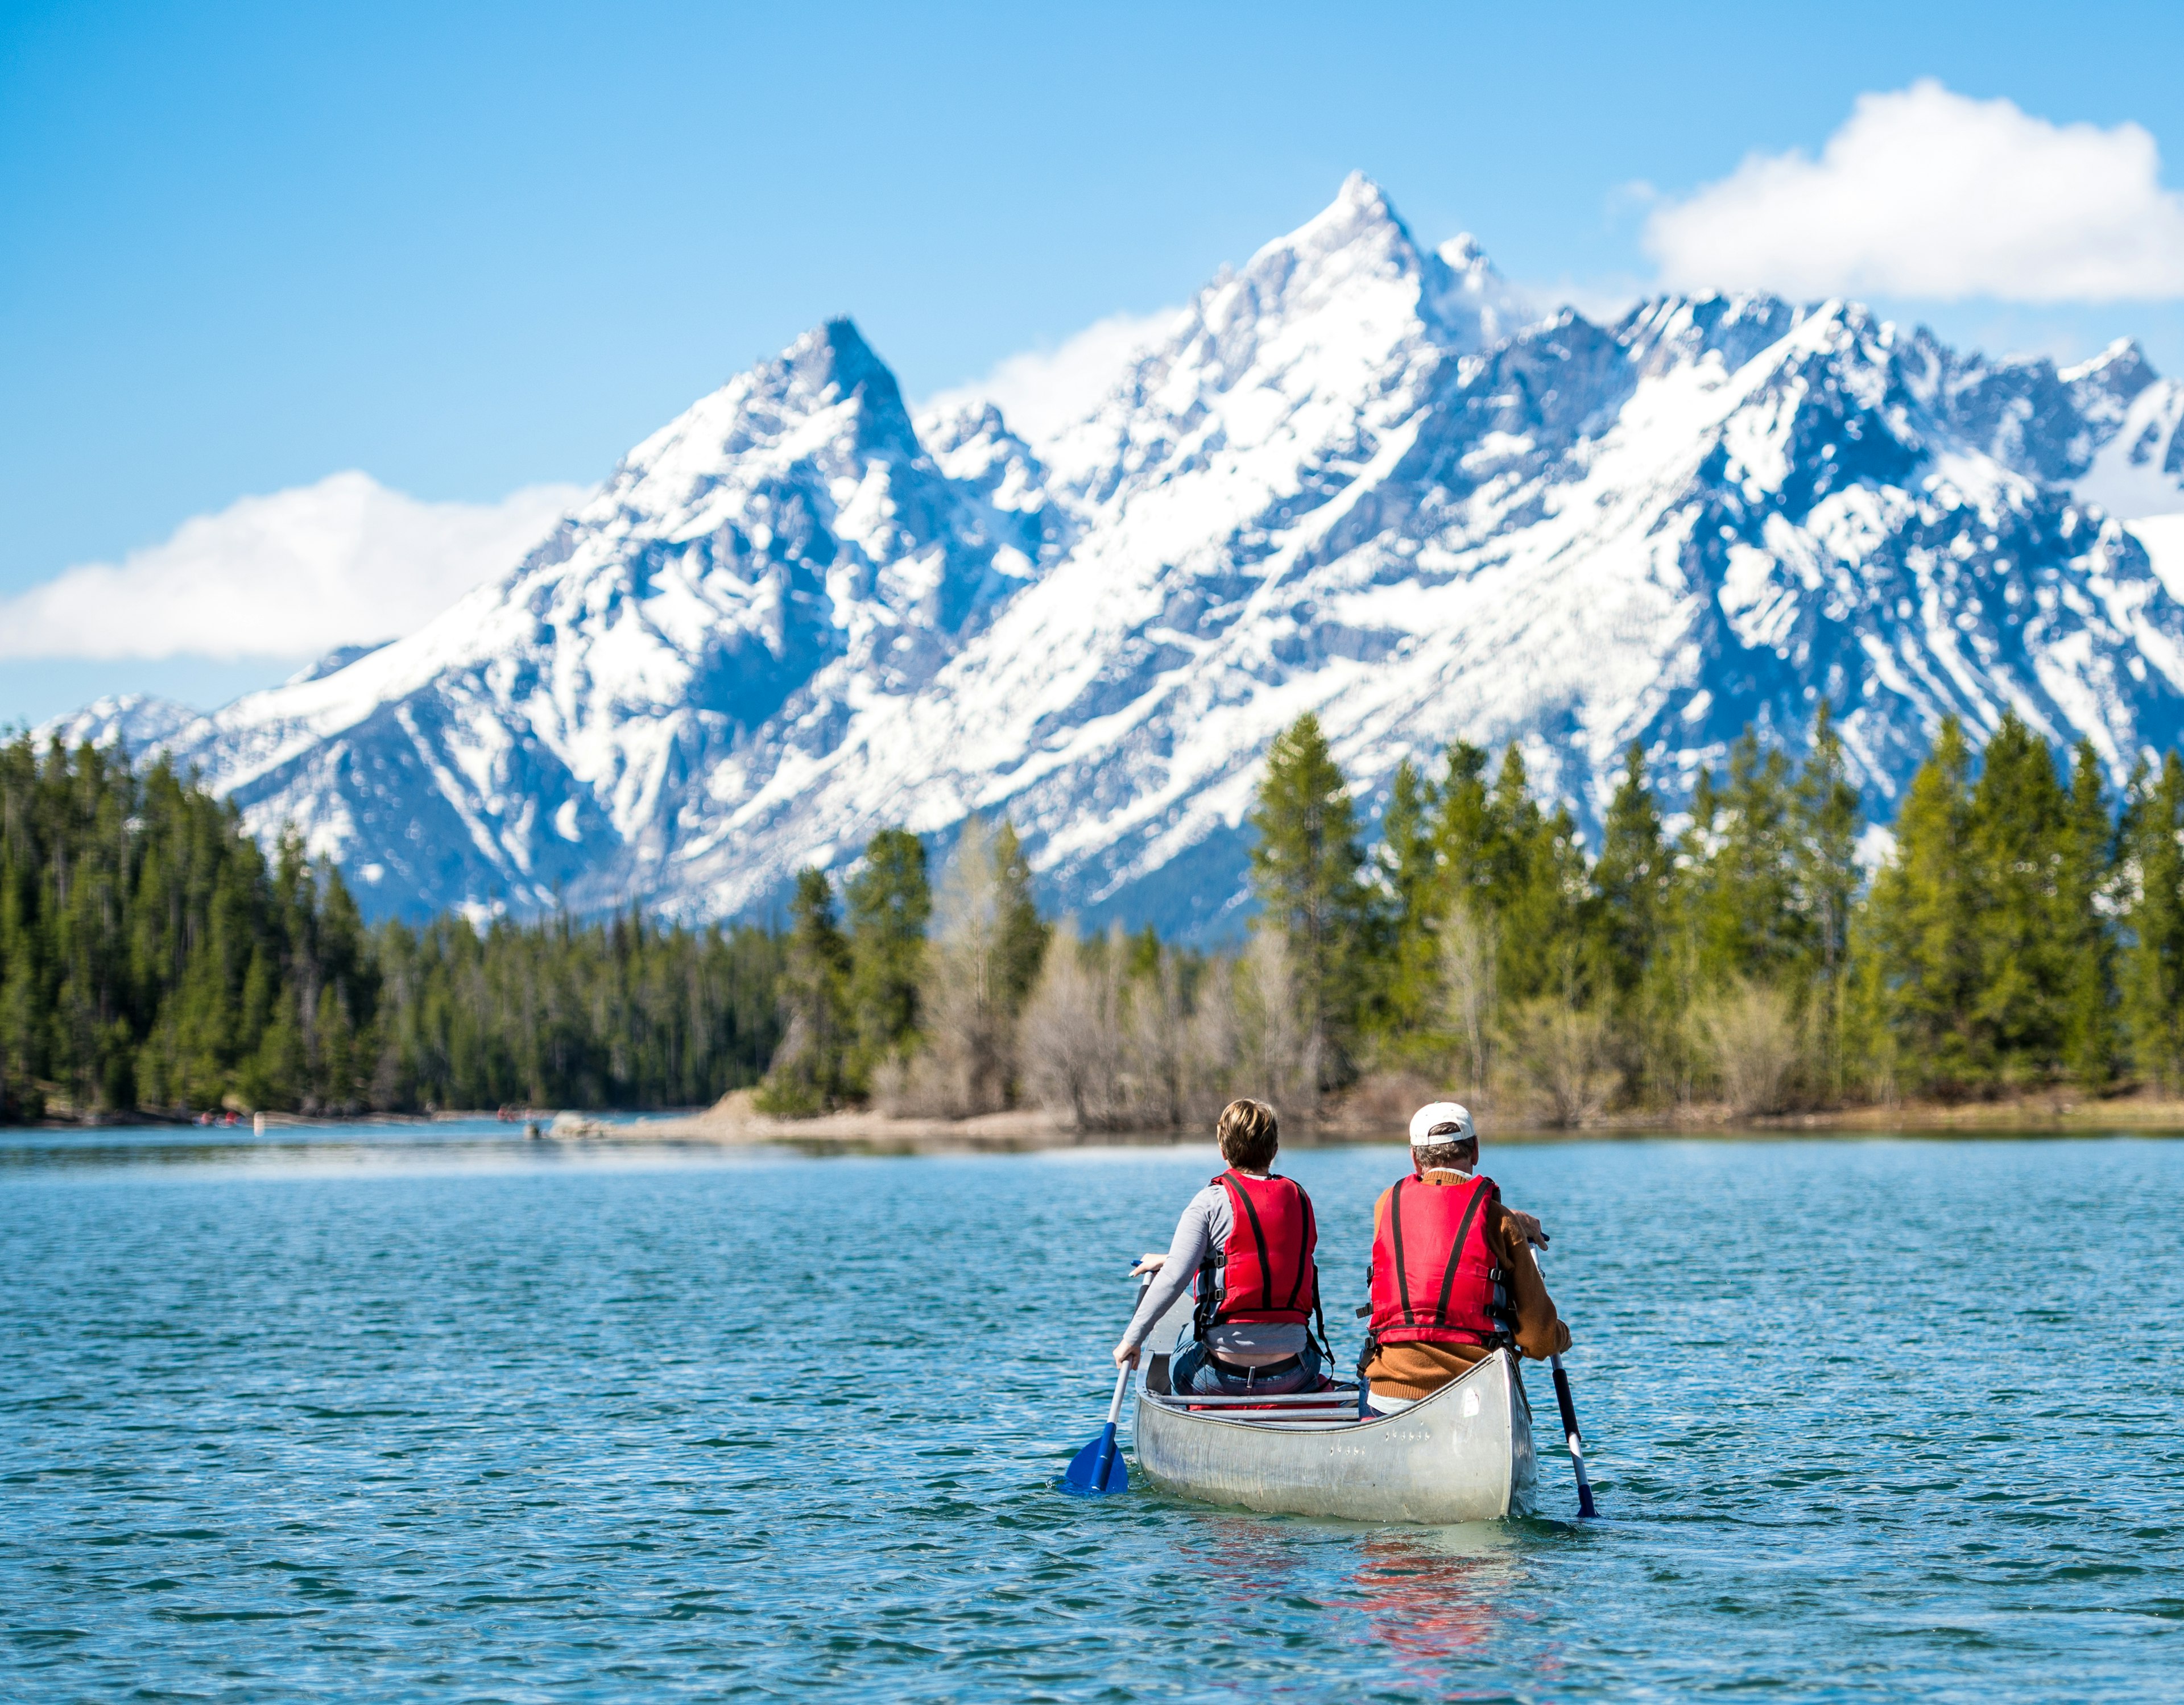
1367, 1173, 1507, 1348
1194, 1169, 1319, 1331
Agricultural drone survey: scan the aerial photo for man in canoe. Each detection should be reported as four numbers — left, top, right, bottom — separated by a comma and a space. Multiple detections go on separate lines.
1111, 1098, 1330, 1397
1359, 1102, 1569, 1414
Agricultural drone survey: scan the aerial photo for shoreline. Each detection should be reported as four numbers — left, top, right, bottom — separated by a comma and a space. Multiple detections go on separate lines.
16, 1092, 2184, 1149
596, 1087, 2184, 1153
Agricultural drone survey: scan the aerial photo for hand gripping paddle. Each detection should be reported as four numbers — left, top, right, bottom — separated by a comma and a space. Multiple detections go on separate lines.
1061, 1270, 1152, 1496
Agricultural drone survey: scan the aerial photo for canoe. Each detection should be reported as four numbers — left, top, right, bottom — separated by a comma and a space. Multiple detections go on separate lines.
1129, 1293, 1538, 1524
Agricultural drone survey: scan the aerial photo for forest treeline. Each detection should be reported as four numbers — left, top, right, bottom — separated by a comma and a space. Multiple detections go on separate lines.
767, 704, 2184, 1127
0, 736, 783, 1121
11, 699, 2184, 1127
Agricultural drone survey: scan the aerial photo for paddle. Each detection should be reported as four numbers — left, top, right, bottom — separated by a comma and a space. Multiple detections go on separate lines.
1548, 1351, 1598, 1518
1060, 1271, 1152, 1497
1529, 1244, 1596, 1518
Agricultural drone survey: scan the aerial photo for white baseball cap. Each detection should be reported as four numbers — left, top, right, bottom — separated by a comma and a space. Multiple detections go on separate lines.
1409, 1102, 1475, 1145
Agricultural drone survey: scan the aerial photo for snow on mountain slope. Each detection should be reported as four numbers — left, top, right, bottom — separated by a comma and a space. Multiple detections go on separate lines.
44, 176, 2184, 936
2065, 346, 2184, 598
51, 321, 1063, 917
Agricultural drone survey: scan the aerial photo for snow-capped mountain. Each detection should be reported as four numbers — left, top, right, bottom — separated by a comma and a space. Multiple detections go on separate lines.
51, 175, 2184, 936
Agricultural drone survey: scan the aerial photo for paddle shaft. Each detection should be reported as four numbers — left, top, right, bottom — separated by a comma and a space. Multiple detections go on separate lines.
1533, 1246, 1598, 1518
1089, 1361, 1131, 1487
1090, 1269, 1155, 1491
1549, 1353, 1597, 1518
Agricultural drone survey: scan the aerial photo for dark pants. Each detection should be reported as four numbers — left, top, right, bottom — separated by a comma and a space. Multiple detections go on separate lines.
1168, 1338, 1324, 1397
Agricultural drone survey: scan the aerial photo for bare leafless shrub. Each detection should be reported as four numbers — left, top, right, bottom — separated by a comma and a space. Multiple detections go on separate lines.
1441, 898, 1498, 1104
1122, 933, 1189, 1129
1230, 930, 1318, 1129
1500, 997, 1614, 1127
876, 818, 1014, 1117
1693, 979, 1802, 1116
1020, 920, 1128, 1130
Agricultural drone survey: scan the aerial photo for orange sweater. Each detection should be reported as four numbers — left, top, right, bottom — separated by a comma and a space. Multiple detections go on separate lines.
1361, 1170, 1571, 1401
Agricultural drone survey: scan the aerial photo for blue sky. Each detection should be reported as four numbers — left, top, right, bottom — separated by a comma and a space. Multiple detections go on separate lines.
5, 0, 2184, 722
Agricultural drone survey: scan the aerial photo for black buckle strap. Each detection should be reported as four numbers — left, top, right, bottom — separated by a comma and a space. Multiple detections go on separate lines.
1207, 1350, 1305, 1381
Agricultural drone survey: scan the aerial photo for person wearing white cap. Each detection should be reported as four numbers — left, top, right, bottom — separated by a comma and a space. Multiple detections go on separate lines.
1356, 1101, 1569, 1414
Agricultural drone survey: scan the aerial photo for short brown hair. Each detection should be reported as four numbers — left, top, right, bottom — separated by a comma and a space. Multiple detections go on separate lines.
1414, 1137, 1476, 1173
1217, 1099, 1280, 1170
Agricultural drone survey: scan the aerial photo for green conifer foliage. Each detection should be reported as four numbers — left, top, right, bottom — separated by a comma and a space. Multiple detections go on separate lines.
1792, 705, 1865, 1091
1378, 757, 1442, 1042
1430, 742, 1494, 905
1593, 743, 1670, 1002
2122, 752, 2184, 1092
0, 733, 786, 1122
1479, 746, 1592, 1007
844, 827, 931, 1086
1963, 713, 2070, 1082
1248, 713, 1376, 1085
990, 820, 1050, 1019
1685, 730, 1811, 988
1862, 719, 1983, 1094
758, 868, 853, 1114
2058, 741, 2117, 1089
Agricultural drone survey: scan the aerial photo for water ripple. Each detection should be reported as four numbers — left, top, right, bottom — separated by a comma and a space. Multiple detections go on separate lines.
2, 1134, 2181, 1700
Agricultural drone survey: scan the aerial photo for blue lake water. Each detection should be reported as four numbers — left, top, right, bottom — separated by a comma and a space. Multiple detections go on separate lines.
3, 1125, 2180, 1702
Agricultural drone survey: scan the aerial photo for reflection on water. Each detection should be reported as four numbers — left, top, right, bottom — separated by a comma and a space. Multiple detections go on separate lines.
1350, 1528, 1521, 1693
0, 1118, 730, 1177
2, 1132, 2180, 1702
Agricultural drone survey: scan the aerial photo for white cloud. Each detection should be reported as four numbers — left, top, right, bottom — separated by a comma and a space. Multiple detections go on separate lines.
1645, 80, 2184, 304
920, 307, 1181, 447
0, 473, 585, 661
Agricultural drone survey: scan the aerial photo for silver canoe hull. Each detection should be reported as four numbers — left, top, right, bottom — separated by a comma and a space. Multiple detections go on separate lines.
1132, 1350, 1538, 1524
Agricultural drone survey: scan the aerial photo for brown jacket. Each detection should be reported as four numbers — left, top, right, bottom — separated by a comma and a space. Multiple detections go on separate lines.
1361, 1169, 1571, 1401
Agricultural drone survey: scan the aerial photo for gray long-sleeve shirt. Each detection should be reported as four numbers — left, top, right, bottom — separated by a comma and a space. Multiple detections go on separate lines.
1119, 1178, 1311, 1360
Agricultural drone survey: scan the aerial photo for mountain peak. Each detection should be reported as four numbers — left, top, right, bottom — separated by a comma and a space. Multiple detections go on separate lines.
1262, 171, 1416, 267
774, 316, 918, 455
1437, 231, 1492, 274
1334, 168, 1396, 217
63, 180, 2184, 942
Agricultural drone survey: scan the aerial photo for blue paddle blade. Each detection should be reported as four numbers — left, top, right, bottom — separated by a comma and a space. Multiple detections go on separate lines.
1059, 1422, 1129, 1496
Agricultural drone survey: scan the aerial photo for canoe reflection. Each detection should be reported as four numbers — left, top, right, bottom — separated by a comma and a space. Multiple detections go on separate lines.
1173, 1514, 1307, 1606
1350, 1527, 1520, 1681
1167, 1515, 1521, 1691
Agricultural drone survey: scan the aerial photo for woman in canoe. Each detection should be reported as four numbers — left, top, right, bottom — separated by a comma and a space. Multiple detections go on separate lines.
1359, 1102, 1569, 1414
1111, 1099, 1331, 1397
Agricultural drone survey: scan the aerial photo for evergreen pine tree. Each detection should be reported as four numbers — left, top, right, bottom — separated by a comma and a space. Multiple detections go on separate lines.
1963, 711, 2069, 1083
1248, 713, 1374, 1089
990, 819, 1049, 1019
1687, 729, 1809, 988
757, 868, 852, 1114
2122, 753, 2184, 1092
1377, 758, 1442, 1043
1482, 745, 1592, 1008
1792, 703, 1864, 1091
1863, 717, 1981, 1093
1592, 743, 1669, 1001
2057, 740, 2116, 1090
1430, 742, 1494, 906
844, 827, 931, 1087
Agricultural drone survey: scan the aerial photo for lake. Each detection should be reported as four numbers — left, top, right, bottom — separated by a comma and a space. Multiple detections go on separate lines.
3, 1124, 2179, 1702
